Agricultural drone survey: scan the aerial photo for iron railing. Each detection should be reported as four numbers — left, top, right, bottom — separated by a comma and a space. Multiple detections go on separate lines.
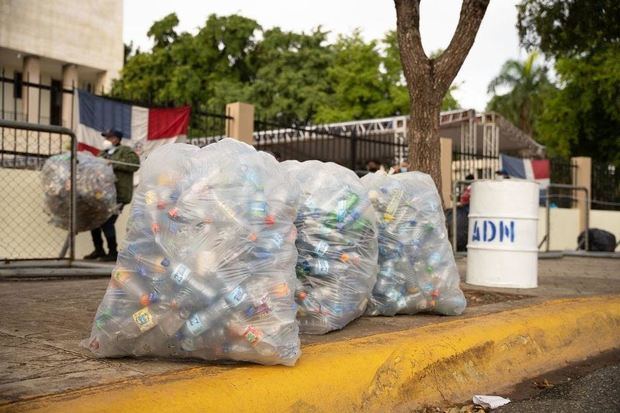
253, 118, 408, 171
1, 69, 76, 127
592, 162, 620, 211
452, 151, 500, 182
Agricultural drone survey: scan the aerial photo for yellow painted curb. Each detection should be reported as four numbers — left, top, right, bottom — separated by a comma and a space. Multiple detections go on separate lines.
4, 296, 620, 413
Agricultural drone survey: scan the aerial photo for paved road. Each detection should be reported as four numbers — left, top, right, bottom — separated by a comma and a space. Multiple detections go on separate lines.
497, 363, 620, 413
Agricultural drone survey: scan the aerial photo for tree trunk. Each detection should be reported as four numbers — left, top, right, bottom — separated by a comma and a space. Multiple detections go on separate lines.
408, 93, 442, 188
395, 0, 490, 201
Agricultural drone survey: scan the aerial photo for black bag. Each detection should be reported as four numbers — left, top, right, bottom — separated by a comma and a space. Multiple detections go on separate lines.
577, 228, 617, 252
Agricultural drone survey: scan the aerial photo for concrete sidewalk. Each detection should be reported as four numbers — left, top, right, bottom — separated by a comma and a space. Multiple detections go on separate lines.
1, 256, 618, 412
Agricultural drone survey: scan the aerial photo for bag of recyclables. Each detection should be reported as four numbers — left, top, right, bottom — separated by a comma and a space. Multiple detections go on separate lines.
41, 151, 117, 232
84, 139, 301, 366
283, 161, 378, 334
361, 171, 466, 316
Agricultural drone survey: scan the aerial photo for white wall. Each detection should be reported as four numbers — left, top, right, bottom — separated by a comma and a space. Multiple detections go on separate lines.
0, 0, 123, 84
537, 207, 620, 251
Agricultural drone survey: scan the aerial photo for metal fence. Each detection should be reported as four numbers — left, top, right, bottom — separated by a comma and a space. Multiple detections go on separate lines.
253, 118, 408, 172
1, 70, 232, 146
1, 69, 76, 127
592, 162, 620, 211
546, 158, 578, 208
0, 119, 76, 261
186, 109, 233, 147
452, 151, 500, 182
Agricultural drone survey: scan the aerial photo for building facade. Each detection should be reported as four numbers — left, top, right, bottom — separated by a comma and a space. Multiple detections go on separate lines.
0, 0, 123, 126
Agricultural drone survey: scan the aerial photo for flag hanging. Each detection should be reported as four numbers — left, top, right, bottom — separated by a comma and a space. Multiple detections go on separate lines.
500, 154, 550, 188
75, 90, 190, 158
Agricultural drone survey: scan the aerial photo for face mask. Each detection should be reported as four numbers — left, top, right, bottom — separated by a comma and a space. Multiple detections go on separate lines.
400, 167, 408, 173
102, 140, 113, 149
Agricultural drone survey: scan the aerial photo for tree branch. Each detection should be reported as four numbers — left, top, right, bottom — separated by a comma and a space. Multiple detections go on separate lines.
434, 0, 490, 94
394, 0, 430, 93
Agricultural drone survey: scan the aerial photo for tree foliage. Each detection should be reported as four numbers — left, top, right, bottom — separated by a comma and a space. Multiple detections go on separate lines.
537, 46, 620, 164
512, 0, 620, 164
517, 0, 620, 58
112, 13, 460, 126
486, 52, 552, 136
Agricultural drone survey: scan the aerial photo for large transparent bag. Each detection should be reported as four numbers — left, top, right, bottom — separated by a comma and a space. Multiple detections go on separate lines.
42, 151, 117, 232
84, 139, 301, 366
362, 172, 466, 316
283, 161, 378, 334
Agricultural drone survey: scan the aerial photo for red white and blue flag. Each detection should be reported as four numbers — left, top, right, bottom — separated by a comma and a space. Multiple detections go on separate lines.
500, 154, 550, 188
75, 90, 190, 158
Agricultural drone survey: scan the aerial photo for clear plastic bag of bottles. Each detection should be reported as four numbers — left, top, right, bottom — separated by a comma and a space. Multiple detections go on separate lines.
41, 151, 117, 232
362, 172, 466, 316
84, 139, 301, 366
283, 161, 378, 334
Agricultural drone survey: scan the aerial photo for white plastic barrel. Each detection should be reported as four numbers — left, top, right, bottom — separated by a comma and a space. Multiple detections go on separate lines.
466, 180, 539, 288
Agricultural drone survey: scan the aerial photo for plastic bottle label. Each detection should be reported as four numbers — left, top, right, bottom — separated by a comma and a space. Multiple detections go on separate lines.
314, 240, 329, 257
132, 307, 156, 332
314, 259, 330, 275
226, 286, 248, 307
272, 233, 283, 249
243, 326, 262, 345
144, 190, 156, 205
186, 313, 205, 336
250, 201, 268, 217
386, 189, 403, 216
336, 200, 347, 222
171, 264, 192, 285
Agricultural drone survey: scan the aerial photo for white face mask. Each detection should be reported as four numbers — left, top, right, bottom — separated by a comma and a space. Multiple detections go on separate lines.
102, 139, 113, 149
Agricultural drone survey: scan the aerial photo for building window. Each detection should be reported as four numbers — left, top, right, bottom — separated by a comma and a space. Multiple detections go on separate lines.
13, 72, 23, 99
50, 80, 62, 126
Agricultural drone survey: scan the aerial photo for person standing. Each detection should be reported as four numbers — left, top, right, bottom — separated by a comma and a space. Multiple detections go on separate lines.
84, 129, 140, 261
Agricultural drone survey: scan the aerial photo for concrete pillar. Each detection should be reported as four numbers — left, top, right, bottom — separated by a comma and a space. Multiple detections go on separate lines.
225, 102, 255, 145
571, 156, 591, 234
62, 64, 78, 128
95, 68, 122, 95
440, 137, 453, 208
95, 72, 109, 95
22, 56, 40, 123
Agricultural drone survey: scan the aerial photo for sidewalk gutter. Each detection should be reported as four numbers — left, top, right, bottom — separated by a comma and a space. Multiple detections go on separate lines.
4, 295, 620, 413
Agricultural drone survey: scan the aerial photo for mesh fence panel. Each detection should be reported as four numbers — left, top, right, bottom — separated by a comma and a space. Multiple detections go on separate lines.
0, 125, 73, 260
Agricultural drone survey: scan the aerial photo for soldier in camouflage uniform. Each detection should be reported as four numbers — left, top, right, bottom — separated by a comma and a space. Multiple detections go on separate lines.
84, 129, 140, 261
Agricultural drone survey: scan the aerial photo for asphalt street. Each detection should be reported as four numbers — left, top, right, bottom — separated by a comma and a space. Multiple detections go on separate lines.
497, 363, 620, 413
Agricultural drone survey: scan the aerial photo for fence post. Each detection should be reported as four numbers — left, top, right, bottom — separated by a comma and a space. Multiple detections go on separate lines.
350, 128, 357, 171
225, 102, 254, 145
440, 137, 453, 208
571, 156, 591, 235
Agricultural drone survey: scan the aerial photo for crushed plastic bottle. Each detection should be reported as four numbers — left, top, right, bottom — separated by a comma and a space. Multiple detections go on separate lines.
361, 171, 466, 316
41, 151, 117, 232
283, 161, 378, 334
84, 139, 301, 366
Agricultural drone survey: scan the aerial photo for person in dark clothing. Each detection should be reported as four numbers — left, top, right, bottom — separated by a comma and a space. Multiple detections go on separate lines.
84, 129, 140, 261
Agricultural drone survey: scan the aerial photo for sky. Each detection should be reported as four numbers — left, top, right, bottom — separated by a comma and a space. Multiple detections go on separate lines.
123, 0, 526, 112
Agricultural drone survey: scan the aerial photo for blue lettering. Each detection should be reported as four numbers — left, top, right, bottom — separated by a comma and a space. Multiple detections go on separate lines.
484, 220, 497, 242
499, 220, 515, 243
472, 221, 480, 241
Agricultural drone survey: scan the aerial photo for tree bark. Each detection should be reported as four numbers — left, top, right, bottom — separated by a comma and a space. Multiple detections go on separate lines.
395, 0, 489, 199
